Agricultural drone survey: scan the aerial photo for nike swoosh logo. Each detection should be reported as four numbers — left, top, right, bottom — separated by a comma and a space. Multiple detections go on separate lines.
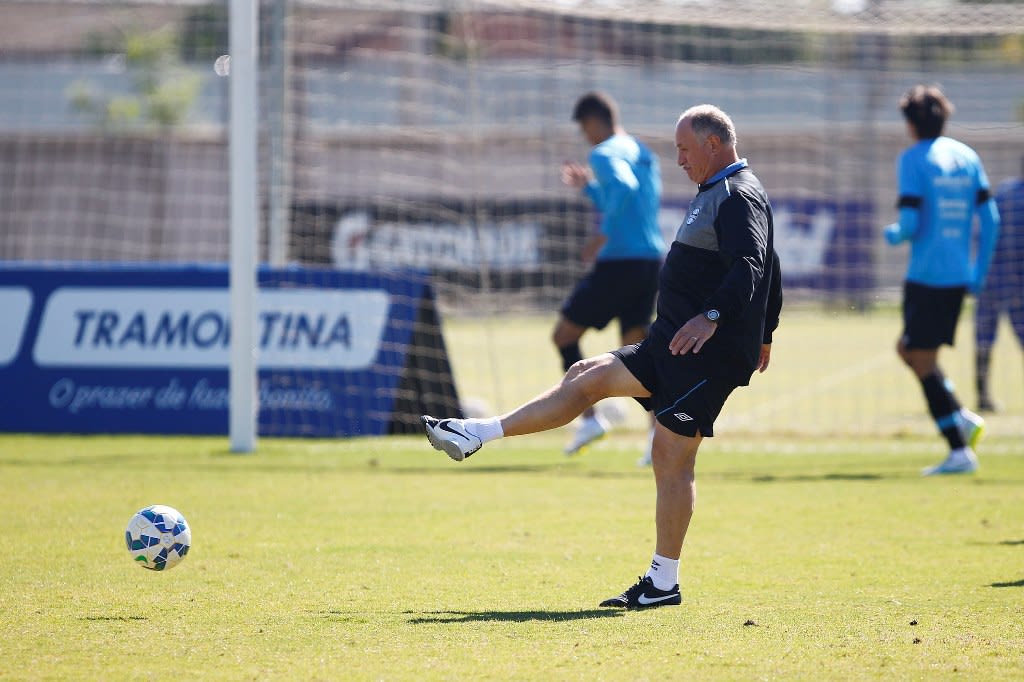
439, 421, 471, 442
637, 592, 678, 605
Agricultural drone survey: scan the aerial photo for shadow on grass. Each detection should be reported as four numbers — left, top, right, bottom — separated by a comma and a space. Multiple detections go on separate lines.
406, 609, 623, 624
990, 578, 1024, 588
738, 472, 887, 483
968, 538, 1024, 547
362, 464, 649, 479
79, 615, 147, 622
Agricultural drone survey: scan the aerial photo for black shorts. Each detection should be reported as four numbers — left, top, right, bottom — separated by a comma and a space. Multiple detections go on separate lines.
612, 337, 739, 438
561, 259, 660, 334
901, 281, 966, 350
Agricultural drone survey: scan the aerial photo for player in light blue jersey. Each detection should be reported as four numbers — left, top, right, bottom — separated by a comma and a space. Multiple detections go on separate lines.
975, 157, 1024, 412
558, 92, 667, 457
884, 84, 1000, 476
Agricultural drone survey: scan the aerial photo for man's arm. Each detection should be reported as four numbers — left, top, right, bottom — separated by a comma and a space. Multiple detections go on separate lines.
584, 152, 639, 231
885, 153, 923, 245
884, 205, 921, 245
701, 191, 769, 323
972, 192, 1000, 294
763, 249, 783, 344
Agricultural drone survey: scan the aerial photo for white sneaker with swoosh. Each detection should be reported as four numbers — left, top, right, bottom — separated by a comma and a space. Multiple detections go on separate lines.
421, 415, 482, 462
599, 576, 681, 609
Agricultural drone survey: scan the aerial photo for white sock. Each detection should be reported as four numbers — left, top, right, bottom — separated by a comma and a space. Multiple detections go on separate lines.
645, 553, 680, 591
959, 408, 982, 425
467, 417, 503, 444
950, 446, 974, 461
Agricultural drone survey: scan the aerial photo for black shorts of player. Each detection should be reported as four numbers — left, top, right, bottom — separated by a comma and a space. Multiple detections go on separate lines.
612, 338, 739, 438
901, 281, 966, 350
561, 258, 661, 333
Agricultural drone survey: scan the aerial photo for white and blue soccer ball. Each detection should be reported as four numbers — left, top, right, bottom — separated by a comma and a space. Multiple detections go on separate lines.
125, 505, 191, 571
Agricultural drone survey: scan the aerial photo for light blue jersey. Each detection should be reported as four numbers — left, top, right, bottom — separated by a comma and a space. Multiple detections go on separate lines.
886, 137, 1000, 290
583, 134, 666, 261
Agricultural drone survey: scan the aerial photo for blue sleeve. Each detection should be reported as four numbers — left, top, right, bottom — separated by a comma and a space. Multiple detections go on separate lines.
583, 180, 603, 211
585, 151, 639, 234
885, 152, 923, 244
897, 151, 923, 200
972, 198, 1000, 294
885, 207, 920, 244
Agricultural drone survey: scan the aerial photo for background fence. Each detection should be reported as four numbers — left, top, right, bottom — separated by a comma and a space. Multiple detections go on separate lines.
1, 0, 1022, 439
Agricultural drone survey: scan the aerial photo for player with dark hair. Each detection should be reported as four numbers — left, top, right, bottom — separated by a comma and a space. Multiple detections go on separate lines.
975, 156, 1024, 412
422, 104, 782, 609
884, 84, 1000, 475
557, 91, 666, 458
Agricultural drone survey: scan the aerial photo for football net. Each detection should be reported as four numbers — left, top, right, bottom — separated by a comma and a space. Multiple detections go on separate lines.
1, 0, 1023, 441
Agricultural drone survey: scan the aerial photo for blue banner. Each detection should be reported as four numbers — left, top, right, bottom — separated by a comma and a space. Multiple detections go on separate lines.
0, 264, 435, 436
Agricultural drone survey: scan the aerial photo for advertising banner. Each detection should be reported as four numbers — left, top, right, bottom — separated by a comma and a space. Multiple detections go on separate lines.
0, 265, 459, 436
303, 197, 874, 299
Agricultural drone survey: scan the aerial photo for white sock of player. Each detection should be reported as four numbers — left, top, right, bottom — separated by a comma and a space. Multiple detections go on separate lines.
466, 417, 503, 444
645, 553, 680, 591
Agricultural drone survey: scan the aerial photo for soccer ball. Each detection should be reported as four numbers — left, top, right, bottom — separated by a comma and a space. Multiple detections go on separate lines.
125, 505, 191, 571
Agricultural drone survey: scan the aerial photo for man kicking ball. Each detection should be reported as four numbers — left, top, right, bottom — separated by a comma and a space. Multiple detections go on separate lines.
423, 104, 783, 609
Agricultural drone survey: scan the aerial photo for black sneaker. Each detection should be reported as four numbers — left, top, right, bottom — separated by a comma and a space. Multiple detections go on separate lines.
599, 576, 681, 609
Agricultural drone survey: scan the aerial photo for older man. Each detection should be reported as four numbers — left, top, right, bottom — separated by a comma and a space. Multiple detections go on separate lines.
422, 105, 783, 609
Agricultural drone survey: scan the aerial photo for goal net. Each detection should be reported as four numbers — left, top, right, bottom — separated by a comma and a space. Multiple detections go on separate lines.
1, 0, 1023, 441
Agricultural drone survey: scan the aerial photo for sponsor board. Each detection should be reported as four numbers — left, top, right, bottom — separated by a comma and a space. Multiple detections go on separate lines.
300, 197, 873, 299
0, 265, 444, 436
662, 198, 874, 292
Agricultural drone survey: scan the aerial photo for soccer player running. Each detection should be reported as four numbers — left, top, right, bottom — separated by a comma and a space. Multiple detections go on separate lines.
423, 105, 782, 609
975, 156, 1024, 412
557, 92, 666, 458
884, 85, 1000, 475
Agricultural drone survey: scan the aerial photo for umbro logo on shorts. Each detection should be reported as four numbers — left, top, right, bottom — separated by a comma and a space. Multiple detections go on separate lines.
674, 413, 693, 422
686, 207, 701, 225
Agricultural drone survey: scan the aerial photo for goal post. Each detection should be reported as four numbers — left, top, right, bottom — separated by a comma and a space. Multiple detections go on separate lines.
229, 0, 259, 453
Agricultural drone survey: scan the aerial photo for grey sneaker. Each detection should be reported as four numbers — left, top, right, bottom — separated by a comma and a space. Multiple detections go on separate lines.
922, 447, 978, 476
564, 413, 610, 455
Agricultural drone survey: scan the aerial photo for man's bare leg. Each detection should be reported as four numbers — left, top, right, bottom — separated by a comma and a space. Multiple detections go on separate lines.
423, 352, 649, 461
552, 316, 593, 418
598, 421, 696, 608
650, 424, 700, 560
501, 353, 650, 437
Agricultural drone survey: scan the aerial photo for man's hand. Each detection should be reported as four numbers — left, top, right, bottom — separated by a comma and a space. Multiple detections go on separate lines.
561, 162, 591, 189
968, 265, 985, 296
757, 344, 772, 373
883, 222, 904, 245
580, 233, 607, 264
668, 314, 719, 355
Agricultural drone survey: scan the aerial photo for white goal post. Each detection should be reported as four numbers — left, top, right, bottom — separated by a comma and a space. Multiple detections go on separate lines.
229, 0, 259, 453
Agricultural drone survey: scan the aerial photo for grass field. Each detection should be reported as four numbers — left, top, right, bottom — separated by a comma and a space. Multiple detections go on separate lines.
1, 433, 1022, 680
1, 306, 1021, 680
444, 305, 1024, 442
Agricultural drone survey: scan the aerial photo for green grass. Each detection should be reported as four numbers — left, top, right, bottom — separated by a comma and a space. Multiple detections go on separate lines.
1, 434, 1022, 680
443, 306, 1024, 439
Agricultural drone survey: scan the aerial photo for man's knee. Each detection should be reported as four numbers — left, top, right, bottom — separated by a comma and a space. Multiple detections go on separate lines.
563, 355, 615, 401
552, 319, 584, 349
650, 427, 700, 474
895, 338, 911, 365
621, 325, 648, 346
900, 348, 938, 378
